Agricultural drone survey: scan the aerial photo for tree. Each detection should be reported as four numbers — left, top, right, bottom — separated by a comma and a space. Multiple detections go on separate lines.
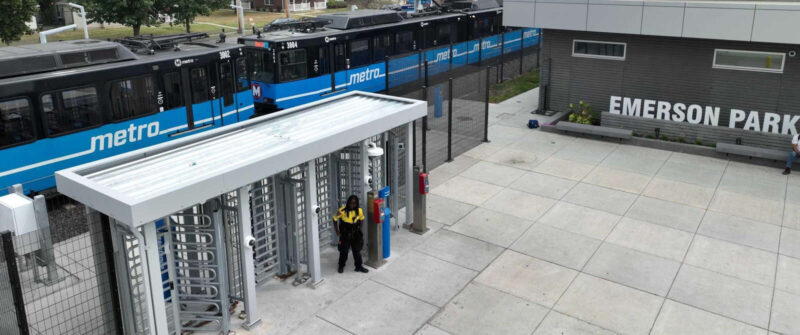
79, 0, 168, 36
1, 0, 38, 45
166, 0, 229, 33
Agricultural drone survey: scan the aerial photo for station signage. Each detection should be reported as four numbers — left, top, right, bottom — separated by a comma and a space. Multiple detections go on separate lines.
609, 96, 800, 135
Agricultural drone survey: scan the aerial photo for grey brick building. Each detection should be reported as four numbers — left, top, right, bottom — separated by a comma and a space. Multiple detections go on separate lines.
503, 0, 800, 148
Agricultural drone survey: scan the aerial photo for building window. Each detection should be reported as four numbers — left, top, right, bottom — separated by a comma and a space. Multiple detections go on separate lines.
0, 98, 35, 148
572, 40, 626, 60
713, 49, 785, 73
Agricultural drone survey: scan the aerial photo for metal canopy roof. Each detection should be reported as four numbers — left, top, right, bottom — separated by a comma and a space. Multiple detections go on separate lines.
55, 92, 426, 228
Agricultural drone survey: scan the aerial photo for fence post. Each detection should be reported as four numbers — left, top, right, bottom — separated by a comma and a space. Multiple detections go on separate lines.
422, 86, 428, 172
447, 78, 454, 162
484, 67, 491, 143
384, 56, 390, 93
500, 33, 505, 81
424, 61, 429, 88
449, 43, 453, 72
478, 37, 483, 65
519, 30, 524, 75
418, 51, 422, 82
2, 231, 29, 335
99, 214, 125, 334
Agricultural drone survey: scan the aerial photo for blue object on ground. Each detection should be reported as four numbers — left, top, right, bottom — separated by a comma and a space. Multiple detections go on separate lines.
528, 119, 540, 129
383, 207, 391, 259
434, 87, 443, 118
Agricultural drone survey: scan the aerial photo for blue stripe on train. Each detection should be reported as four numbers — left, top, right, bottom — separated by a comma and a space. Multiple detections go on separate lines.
0, 90, 253, 195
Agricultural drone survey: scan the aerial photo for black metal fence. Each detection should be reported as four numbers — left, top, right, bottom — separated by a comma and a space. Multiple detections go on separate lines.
385, 29, 540, 172
1, 196, 121, 335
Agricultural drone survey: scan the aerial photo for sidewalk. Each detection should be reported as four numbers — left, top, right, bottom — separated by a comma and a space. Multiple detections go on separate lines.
238, 87, 800, 335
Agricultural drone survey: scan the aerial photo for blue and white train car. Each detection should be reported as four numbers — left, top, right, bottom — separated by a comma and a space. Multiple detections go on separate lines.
0, 36, 255, 195
239, 0, 540, 114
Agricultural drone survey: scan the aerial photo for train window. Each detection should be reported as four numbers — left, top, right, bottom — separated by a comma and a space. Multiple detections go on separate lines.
437, 24, 453, 45
247, 50, 274, 84
315, 47, 330, 75
278, 49, 307, 82
235, 57, 250, 93
0, 98, 35, 148
334, 44, 347, 70
423, 26, 436, 48
41, 87, 100, 136
220, 62, 235, 107
474, 17, 495, 38
395, 31, 416, 55
349, 39, 370, 68
110, 76, 158, 121
373, 35, 392, 61
162, 72, 183, 109
190, 68, 210, 104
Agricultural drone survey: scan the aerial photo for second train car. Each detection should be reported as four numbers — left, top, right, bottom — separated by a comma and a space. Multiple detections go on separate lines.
239, 0, 540, 113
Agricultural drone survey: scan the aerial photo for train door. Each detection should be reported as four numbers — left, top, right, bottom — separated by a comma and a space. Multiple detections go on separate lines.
332, 42, 348, 92
184, 65, 215, 129
216, 58, 237, 126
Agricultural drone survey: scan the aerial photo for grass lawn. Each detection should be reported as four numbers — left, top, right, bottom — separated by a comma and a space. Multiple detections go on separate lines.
12, 8, 347, 45
489, 69, 540, 103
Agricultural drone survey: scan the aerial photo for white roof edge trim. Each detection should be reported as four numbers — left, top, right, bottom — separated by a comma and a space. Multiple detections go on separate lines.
56, 91, 426, 228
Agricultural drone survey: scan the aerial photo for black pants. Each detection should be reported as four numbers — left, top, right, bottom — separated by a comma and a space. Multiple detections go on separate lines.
338, 224, 364, 269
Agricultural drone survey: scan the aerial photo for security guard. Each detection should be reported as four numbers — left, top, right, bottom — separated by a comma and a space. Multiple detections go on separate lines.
333, 195, 369, 274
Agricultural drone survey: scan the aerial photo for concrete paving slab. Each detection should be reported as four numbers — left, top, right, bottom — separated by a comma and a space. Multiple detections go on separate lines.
584, 243, 681, 296
725, 161, 787, 186
474, 250, 578, 307
463, 142, 506, 160
769, 290, 800, 335
656, 161, 724, 188
415, 324, 452, 335
508, 171, 577, 200
554, 274, 663, 335
717, 174, 786, 201
533, 157, 596, 181
372, 251, 476, 307
779, 227, 800, 259
507, 132, 571, 158
606, 217, 693, 262
684, 235, 777, 286
599, 145, 670, 176
651, 300, 766, 335
643, 178, 715, 208
511, 223, 602, 270
431, 155, 480, 176
776, 255, 800, 296
562, 183, 638, 216
414, 229, 504, 271
668, 152, 729, 171
317, 280, 438, 335
459, 161, 527, 187
429, 170, 456, 190
289, 317, 351, 335
426, 194, 476, 226
708, 190, 783, 226
485, 147, 547, 171
390, 220, 444, 256
698, 211, 781, 252
430, 176, 503, 206
486, 125, 531, 146
481, 188, 556, 221
448, 207, 534, 247
782, 203, 800, 230
668, 265, 772, 328
582, 166, 652, 194
552, 138, 618, 165
626, 196, 706, 232
532, 311, 616, 335
536, 201, 620, 240
431, 283, 548, 335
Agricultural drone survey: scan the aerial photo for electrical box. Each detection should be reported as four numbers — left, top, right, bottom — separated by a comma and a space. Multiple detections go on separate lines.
418, 172, 429, 195
372, 198, 385, 224
0, 193, 37, 235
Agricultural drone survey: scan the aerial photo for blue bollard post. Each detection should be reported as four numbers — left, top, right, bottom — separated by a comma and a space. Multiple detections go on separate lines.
382, 207, 391, 259
434, 86, 443, 118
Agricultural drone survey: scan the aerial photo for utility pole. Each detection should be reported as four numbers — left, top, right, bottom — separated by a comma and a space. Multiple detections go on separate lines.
284, 0, 290, 18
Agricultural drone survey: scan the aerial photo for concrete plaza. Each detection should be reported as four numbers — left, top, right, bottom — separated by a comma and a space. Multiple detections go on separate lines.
239, 90, 800, 335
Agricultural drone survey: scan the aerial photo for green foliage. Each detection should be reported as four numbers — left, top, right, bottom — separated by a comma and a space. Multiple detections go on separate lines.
568, 101, 596, 125
327, 1, 349, 8
1, 0, 38, 45
646, 134, 655, 139
661, 135, 668, 141
632, 131, 640, 137
166, 0, 230, 32
695, 139, 703, 145
79, 0, 169, 36
678, 137, 687, 143
489, 69, 540, 103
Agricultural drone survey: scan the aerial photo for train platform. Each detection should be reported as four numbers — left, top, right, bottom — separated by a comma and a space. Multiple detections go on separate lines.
235, 88, 800, 335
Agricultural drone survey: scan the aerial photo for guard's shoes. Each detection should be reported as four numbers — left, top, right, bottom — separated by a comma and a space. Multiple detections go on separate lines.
784, 167, 791, 175
337, 266, 344, 274
355, 267, 369, 273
